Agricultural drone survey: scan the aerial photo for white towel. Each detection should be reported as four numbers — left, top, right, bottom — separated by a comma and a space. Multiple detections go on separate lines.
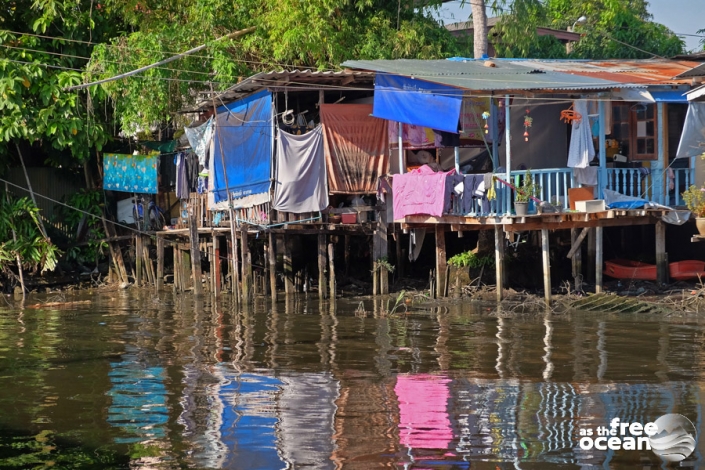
567, 100, 595, 169
574, 166, 598, 186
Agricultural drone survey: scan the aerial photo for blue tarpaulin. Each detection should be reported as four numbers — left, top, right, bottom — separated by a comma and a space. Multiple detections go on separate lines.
213, 90, 272, 203
372, 74, 463, 133
650, 90, 688, 103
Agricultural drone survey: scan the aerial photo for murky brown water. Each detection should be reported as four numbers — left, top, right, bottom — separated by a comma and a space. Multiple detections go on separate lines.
0, 291, 705, 468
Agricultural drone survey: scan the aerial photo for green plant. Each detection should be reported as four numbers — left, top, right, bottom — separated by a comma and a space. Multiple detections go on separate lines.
372, 257, 395, 273
515, 170, 541, 203
682, 185, 705, 217
55, 189, 107, 264
448, 250, 495, 269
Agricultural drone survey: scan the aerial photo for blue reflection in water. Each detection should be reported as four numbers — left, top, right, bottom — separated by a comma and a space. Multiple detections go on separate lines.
107, 350, 168, 444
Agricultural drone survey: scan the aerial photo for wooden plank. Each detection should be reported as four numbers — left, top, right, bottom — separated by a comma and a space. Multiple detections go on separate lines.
328, 242, 336, 299
318, 233, 327, 299
143, 237, 155, 286
188, 206, 204, 296
214, 235, 221, 295
156, 236, 164, 291
656, 221, 668, 285
135, 234, 142, 287
495, 225, 504, 302
541, 228, 551, 305
435, 225, 447, 298
268, 232, 277, 302
566, 227, 590, 259
284, 235, 294, 294
241, 227, 251, 302
595, 226, 603, 294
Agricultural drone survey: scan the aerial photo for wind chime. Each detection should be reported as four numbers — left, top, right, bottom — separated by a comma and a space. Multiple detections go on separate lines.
523, 108, 533, 142
482, 111, 490, 134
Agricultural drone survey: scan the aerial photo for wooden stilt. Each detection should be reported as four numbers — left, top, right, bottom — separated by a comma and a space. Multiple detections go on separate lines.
102, 218, 128, 284
375, 205, 389, 294
595, 226, 604, 293
318, 233, 327, 299
143, 238, 155, 286
156, 235, 164, 292
570, 228, 582, 292
135, 234, 142, 286
655, 221, 667, 285
396, 228, 404, 280
263, 242, 269, 297
240, 227, 251, 302
541, 228, 551, 305
173, 245, 180, 292
587, 228, 596, 282
284, 235, 294, 295
495, 225, 504, 302
268, 232, 277, 302
182, 249, 192, 291
230, 217, 241, 303
328, 242, 335, 300
188, 207, 203, 296
214, 235, 222, 296
435, 225, 447, 298
344, 235, 350, 277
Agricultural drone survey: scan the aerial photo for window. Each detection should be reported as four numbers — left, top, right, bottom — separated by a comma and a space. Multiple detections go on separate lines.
611, 102, 658, 161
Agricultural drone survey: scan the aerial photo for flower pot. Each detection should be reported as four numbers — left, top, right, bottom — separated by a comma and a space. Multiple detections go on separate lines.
696, 217, 705, 236
514, 201, 529, 216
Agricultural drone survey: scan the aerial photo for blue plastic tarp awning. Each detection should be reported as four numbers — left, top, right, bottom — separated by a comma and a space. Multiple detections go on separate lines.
650, 90, 688, 103
372, 74, 463, 133
213, 90, 272, 203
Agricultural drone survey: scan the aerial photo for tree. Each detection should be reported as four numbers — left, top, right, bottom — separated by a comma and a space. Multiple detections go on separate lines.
87, 0, 461, 135
490, 0, 684, 59
471, 0, 489, 58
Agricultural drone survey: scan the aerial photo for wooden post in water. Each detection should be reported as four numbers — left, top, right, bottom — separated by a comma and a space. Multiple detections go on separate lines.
495, 225, 504, 302
135, 234, 143, 286
318, 233, 327, 299
541, 228, 551, 305
435, 225, 447, 298
655, 221, 667, 285
395, 228, 404, 280
268, 232, 277, 302
214, 235, 222, 296
570, 228, 582, 292
156, 235, 164, 292
173, 244, 180, 292
587, 228, 596, 283
188, 207, 203, 296
240, 227, 251, 302
284, 235, 294, 294
144, 238, 155, 286
263, 242, 269, 297
374, 205, 389, 294
595, 226, 604, 293
328, 242, 336, 300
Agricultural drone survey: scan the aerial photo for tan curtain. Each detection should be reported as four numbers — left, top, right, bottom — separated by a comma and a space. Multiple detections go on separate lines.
321, 104, 389, 194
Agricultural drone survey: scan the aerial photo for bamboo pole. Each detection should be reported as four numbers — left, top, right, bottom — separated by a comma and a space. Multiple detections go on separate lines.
5, 183, 25, 300
541, 228, 551, 305
14, 143, 48, 239
268, 232, 277, 302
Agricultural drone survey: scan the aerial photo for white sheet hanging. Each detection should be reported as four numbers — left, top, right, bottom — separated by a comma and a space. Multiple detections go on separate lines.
567, 100, 595, 169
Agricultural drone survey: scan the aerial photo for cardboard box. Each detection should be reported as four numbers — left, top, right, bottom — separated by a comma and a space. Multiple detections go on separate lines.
576, 199, 605, 213
341, 213, 357, 224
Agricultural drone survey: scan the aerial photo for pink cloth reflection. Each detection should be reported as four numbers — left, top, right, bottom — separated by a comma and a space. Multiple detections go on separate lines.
395, 374, 452, 450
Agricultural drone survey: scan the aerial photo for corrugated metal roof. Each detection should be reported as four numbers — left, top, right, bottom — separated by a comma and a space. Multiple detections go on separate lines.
507, 59, 700, 85
341, 59, 636, 91
675, 62, 705, 79
183, 69, 374, 113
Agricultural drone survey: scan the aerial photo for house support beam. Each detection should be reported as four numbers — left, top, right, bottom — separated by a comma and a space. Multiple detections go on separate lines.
598, 100, 607, 199
284, 235, 294, 294
541, 228, 551, 305
495, 225, 505, 302
570, 228, 583, 292
318, 233, 327, 299
435, 225, 447, 298
328, 242, 336, 300
268, 232, 277, 302
656, 221, 668, 284
595, 226, 603, 293
188, 207, 203, 296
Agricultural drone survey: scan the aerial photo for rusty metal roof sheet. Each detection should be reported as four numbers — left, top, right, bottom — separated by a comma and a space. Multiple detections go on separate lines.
506, 59, 700, 85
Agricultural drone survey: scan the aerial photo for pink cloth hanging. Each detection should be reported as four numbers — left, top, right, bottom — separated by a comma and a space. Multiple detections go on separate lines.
392, 165, 454, 220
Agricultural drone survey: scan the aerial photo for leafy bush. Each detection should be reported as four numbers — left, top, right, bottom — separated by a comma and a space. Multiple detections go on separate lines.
55, 189, 107, 264
448, 250, 495, 269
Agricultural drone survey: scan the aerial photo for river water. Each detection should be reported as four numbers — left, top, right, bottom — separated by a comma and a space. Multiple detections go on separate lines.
0, 291, 704, 469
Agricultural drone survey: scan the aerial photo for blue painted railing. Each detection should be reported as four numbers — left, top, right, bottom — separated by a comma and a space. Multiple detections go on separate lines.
443, 165, 694, 217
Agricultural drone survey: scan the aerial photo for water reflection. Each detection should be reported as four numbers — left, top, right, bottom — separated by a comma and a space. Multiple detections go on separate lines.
0, 293, 704, 468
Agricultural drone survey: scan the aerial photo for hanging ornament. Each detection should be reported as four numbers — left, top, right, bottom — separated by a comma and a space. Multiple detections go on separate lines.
523, 108, 533, 142
482, 111, 490, 134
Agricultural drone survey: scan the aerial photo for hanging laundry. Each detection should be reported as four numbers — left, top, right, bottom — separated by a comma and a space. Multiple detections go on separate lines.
103, 153, 158, 194
175, 152, 189, 199
574, 166, 598, 186
567, 100, 595, 169
393, 165, 454, 219
272, 126, 329, 213
184, 118, 213, 166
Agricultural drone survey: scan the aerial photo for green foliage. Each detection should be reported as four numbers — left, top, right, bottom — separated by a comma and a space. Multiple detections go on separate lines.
87, 0, 459, 134
373, 257, 395, 273
448, 250, 495, 268
514, 170, 540, 203
55, 189, 107, 264
0, 194, 61, 275
682, 185, 705, 218
488, 0, 684, 59
0, 0, 118, 163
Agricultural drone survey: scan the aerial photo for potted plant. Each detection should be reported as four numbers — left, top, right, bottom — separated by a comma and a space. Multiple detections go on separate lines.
514, 170, 540, 216
682, 185, 705, 235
